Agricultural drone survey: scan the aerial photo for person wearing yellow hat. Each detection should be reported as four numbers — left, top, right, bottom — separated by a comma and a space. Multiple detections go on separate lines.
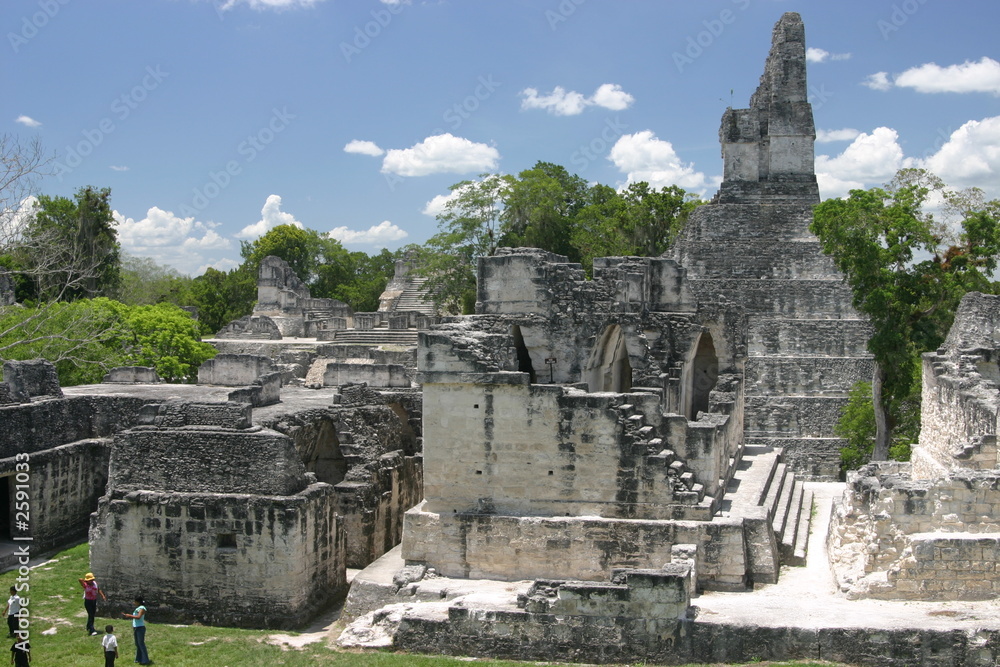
78, 572, 107, 636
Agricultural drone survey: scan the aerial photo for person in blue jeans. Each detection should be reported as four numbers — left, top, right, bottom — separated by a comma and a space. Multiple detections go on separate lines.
121, 596, 149, 665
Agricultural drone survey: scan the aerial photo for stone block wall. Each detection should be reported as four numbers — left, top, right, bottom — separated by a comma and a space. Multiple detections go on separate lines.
90, 485, 344, 628
403, 506, 748, 590
322, 363, 410, 388
103, 366, 160, 383
198, 354, 275, 386
0, 359, 62, 403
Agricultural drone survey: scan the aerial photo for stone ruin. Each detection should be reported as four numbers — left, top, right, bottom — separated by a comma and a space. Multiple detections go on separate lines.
216, 255, 438, 346
830, 292, 1000, 601
0, 358, 63, 404
89, 401, 345, 628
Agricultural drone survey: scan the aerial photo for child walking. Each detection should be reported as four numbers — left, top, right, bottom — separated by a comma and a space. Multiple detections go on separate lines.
101, 625, 118, 667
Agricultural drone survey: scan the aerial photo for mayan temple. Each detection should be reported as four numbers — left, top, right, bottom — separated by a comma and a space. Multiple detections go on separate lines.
670, 12, 872, 480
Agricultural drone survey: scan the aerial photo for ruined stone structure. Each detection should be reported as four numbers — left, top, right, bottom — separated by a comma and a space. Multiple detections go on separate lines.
377, 257, 437, 316
90, 401, 346, 628
252, 255, 354, 338
830, 292, 1000, 601
670, 12, 871, 480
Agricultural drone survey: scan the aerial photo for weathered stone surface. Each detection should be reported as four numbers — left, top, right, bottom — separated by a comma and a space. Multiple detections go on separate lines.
103, 366, 160, 383
91, 400, 347, 628
1, 359, 63, 403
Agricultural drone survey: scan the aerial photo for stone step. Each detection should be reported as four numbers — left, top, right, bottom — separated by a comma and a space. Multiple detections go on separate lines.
719, 444, 782, 515
779, 480, 804, 555
771, 468, 797, 538
790, 487, 814, 565
762, 461, 788, 522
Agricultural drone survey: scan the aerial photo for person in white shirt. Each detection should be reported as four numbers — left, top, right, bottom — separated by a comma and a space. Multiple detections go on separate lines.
3, 588, 20, 638
102, 624, 118, 667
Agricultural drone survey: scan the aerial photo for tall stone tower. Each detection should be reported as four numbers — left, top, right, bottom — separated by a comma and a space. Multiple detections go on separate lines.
670, 12, 872, 479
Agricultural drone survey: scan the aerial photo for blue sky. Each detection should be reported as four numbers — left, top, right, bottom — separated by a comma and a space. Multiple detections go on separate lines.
4, 0, 999, 275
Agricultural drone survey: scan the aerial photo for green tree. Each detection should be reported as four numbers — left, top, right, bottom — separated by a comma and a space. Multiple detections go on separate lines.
812, 169, 1000, 462
502, 162, 587, 261
572, 182, 702, 272
112, 254, 193, 306
189, 266, 256, 336
419, 174, 514, 313
21, 186, 121, 301
239, 224, 318, 283
117, 302, 217, 382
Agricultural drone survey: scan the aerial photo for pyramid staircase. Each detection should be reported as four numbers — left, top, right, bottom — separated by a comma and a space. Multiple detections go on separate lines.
720, 444, 813, 566
391, 276, 435, 315
326, 326, 419, 346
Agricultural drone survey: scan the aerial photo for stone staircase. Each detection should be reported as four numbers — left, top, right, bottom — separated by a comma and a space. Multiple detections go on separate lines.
616, 401, 711, 518
327, 327, 419, 346
392, 277, 435, 315
721, 444, 813, 565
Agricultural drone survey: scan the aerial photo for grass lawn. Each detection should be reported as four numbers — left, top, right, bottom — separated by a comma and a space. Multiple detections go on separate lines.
5, 542, 850, 667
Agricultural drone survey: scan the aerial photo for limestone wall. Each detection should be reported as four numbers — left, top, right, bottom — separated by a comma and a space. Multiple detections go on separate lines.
90, 485, 344, 628
322, 363, 410, 388
403, 504, 748, 590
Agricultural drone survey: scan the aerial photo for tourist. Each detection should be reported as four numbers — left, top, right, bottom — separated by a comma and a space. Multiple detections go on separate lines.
121, 597, 149, 665
3, 588, 20, 638
9, 639, 28, 667
101, 624, 118, 667
77, 573, 107, 635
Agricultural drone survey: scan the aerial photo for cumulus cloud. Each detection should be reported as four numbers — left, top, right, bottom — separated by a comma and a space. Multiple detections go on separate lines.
815, 127, 905, 198
806, 48, 851, 63
236, 194, 304, 239
0, 196, 38, 239
344, 140, 384, 157
609, 130, 711, 192
422, 190, 460, 217
327, 220, 408, 245
862, 72, 892, 91
816, 128, 861, 143
113, 207, 232, 275
916, 116, 1000, 194
895, 57, 1000, 96
520, 83, 635, 116
15, 115, 41, 128
381, 133, 500, 177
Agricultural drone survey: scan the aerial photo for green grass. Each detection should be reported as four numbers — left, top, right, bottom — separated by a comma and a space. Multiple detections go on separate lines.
7, 543, 849, 666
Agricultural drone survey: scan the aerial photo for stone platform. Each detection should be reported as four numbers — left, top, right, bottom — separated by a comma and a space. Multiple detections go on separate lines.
338, 482, 1000, 666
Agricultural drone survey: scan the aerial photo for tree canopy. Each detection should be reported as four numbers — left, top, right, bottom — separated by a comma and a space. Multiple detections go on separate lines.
811, 168, 1000, 463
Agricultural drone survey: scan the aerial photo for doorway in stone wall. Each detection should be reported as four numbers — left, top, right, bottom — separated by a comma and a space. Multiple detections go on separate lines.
511, 325, 537, 383
689, 331, 719, 420
584, 325, 632, 392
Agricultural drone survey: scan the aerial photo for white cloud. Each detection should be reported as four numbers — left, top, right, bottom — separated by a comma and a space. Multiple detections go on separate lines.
113, 207, 232, 275
109, 165, 130, 172
327, 220, 408, 245
816, 128, 861, 143
236, 194, 304, 239
15, 115, 41, 128
381, 133, 499, 177
895, 57, 1000, 96
344, 140, 384, 157
917, 116, 1000, 195
609, 130, 711, 192
422, 189, 461, 217
0, 196, 38, 240
806, 47, 851, 63
815, 127, 905, 198
862, 72, 892, 91
215, 0, 329, 10
520, 83, 635, 116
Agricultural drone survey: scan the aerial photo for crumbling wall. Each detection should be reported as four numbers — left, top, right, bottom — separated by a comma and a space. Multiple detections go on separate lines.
90, 401, 346, 628
0, 359, 62, 403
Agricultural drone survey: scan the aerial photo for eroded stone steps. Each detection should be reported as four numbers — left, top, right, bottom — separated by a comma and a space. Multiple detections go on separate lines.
721, 444, 812, 566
